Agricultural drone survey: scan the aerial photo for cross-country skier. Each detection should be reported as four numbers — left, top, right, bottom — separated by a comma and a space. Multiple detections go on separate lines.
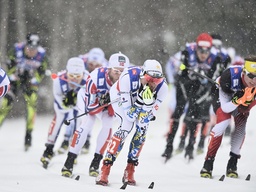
61, 52, 130, 177
96, 60, 168, 186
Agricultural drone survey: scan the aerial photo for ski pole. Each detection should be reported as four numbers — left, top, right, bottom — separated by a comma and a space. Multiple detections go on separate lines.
63, 97, 120, 125
51, 73, 86, 88
179, 63, 217, 84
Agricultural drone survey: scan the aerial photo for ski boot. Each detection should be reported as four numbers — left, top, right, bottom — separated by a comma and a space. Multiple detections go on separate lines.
96, 160, 113, 186
58, 140, 69, 154
226, 152, 240, 178
40, 144, 54, 169
175, 137, 185, 154
197, 136, 205, 155
162, 127, 177, 161
184, 145, 194, 160
162, 144, 173, 162
61, 152, 77, 177
122, 159, 138, 185
24, 130, 32, 151
200, 158, 214, 178
61, 166, 73, 178
89, 153, 103, 177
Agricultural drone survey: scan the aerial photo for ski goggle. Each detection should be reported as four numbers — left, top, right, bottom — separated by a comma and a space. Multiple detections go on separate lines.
244, 68, 256, 79
67, 73, 83, 79
197, 46, 211, 54
144, 73, 163, 85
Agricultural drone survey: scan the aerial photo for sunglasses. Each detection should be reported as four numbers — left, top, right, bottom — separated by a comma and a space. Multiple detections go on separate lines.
244, 69, 256, 79
68, 73, 83, 79
144, 73, 164, 85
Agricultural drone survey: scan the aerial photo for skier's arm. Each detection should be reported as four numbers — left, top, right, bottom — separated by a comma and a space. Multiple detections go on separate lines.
34, 55, 48, 84
218, 70, 237, 113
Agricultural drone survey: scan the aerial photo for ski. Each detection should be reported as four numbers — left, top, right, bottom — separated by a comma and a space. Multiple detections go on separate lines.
62, 174, 80, 181
218, 174, 251, 181
42, 163, 48, 169
148, 182, 154, 189
120, 181, 154, 190
164, 157, 170, 164
72, 175, 80, 181
245, 174, 251, 181
219, 175, 225, 181
163, 150, 187, 164
120, 182, 128, 190
163, 155, 173, 164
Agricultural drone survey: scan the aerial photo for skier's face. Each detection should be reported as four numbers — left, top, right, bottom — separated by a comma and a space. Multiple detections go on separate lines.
87, 61, 102, 73
109, 67, 124, 83
243, 70, 256, 87
25, 45, 38, 58
67, 72, 84, 88
196, 47, 211, 62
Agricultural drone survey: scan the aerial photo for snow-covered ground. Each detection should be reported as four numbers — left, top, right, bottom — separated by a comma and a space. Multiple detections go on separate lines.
0, 96, 256, 192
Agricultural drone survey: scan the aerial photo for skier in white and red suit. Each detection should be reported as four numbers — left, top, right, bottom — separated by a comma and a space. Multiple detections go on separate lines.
61, 52, 130, 177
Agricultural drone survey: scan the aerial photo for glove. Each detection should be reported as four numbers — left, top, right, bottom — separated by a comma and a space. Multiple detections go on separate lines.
126, 105, 142, 122
63, 90, 77, 107
99, 92, 110, 106
138, 110, 156, 124
142, 86, 154, 105
232, 87, 256, 106
179, 63, 189, 76
30, 77, 39, 85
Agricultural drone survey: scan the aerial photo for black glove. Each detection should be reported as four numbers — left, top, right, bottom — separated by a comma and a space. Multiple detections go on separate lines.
63, 90, 77, 107
99, 92, 110, 106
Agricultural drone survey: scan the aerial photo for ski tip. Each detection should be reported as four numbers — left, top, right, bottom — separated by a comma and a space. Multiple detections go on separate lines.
75, 175, 80, 181
164, 157, 170, 164
42, 163, 48, 169
120, 182, 128, 190
245, 174, 251, 181
24, 145, 30, 152
148, 181, 154, 189
219, 175, 225, 181
43, 166, 47, 169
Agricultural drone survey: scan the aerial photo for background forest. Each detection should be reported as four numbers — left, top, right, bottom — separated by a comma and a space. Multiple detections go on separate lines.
0, 0, 256, 113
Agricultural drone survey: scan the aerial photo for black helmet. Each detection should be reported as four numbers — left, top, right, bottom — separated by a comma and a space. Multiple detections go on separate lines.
26, 33, 40, 48
210, 33, 222, 49
210, 33, 222, 40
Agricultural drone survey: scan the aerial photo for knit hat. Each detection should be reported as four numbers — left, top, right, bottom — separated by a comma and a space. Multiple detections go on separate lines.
196, 33, 213, 48
108, 52, 130, 68
88, 48, 105, 64
66, 57, 84, 74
